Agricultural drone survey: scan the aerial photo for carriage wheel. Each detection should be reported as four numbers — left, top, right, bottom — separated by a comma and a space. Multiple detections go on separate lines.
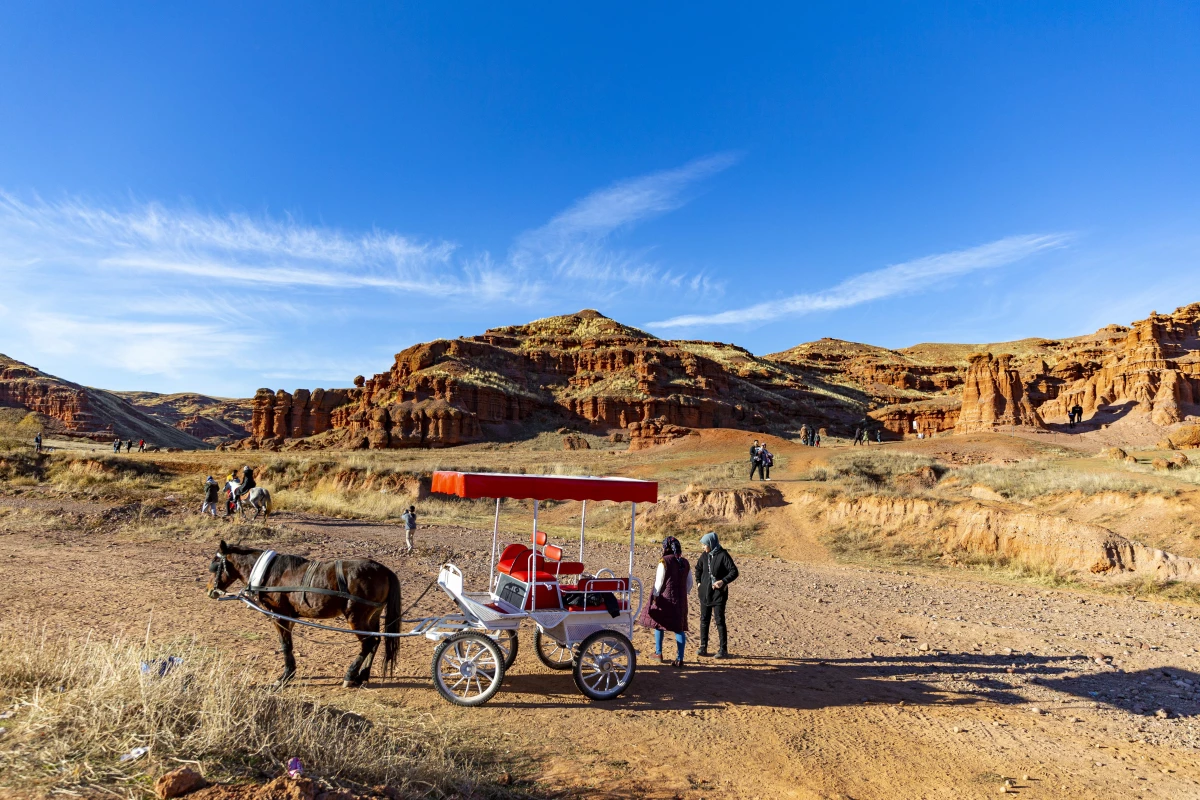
489, 629, 519, 669
432, 633, 506, 706
572, 630, 636, 701
533, 628, 575, 670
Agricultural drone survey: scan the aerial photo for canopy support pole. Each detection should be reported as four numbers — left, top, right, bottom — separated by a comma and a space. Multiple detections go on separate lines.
628, 503, 636, 586
579, 500, 587, 562
531, 500, 539, 611
489, 497, 501, 590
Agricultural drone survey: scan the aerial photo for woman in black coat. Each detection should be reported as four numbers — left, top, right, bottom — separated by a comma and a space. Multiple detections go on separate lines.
696, 531, 739, 658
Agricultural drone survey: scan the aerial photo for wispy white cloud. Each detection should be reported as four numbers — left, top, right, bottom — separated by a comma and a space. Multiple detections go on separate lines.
0, 157, 730, 390
648, 233, 1073, 328
21, 313, 259, 379
511, 153, 737, 289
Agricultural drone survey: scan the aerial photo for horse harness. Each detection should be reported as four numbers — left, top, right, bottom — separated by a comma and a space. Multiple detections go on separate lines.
215, 550, 384, 608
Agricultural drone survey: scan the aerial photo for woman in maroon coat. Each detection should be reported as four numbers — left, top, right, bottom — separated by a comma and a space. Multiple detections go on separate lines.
639, 536, 694, 667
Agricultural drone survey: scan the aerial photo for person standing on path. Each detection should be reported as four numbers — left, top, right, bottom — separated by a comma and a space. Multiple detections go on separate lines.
401, 505, 418, 553
696, 531, 739, 659
201, 476, 219, 517
34, 433, 41, 454
853, 427, 861, 446
113, 439, 122, 454
125, 439, 133, 453
876, 429, 882, 444
138, 439, 145, 452
759, 446, 773, 480
639, 536, 693, 667
749, 439, 764, 480
814, 431, 821, 447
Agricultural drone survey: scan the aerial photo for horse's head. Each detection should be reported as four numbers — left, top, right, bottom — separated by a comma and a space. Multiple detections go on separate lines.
206, 539, 242, 598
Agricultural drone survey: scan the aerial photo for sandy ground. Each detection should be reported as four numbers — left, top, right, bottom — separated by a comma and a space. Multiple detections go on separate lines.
4, 483, 1200, 800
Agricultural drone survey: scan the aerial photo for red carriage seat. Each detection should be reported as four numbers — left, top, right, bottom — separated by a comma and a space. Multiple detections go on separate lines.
496, 542, 585, 582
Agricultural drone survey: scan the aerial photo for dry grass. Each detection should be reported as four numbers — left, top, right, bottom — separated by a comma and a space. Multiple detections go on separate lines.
0, 624, 526, 798
947, 462, 1170, 499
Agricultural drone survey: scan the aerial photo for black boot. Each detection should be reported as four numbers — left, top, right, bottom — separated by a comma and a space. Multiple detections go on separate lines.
715, 628, 729, 659
697, 640, 711, 657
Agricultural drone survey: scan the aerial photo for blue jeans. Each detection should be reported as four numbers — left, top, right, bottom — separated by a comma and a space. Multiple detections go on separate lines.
654, 629, 686, 662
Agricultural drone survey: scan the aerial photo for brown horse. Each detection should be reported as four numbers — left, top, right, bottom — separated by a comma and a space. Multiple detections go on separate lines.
206, 540, 402, 688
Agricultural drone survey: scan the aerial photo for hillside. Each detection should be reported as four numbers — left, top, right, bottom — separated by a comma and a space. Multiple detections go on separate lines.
113, 391, 252, 443
0, 354, 209, 449
241, 310, 871, 449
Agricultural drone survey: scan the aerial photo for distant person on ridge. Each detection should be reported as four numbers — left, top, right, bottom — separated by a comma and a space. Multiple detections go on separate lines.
34, 432, 41, 454
401, 505, 418, 553
201, 476, 219, 517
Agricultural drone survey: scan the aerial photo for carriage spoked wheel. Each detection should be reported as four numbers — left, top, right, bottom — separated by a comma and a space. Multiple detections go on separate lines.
488, 629, 519, 669
533, 628, 576, 670
432, 632, 506, 706
572, 630, 636, 701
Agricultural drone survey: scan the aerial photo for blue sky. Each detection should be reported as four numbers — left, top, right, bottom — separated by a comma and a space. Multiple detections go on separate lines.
2, 2, 1199, 397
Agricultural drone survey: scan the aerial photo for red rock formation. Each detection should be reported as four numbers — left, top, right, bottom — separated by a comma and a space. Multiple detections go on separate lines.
627, 417, 698, 450
955, 353, 1045, 433
869, 400, 961, 437
250, 387, 355, 442
0, 354, 206, 448
1039, 306, 1200, 425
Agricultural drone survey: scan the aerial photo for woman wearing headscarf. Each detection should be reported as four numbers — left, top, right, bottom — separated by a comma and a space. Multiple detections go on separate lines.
638, 535, 693, 667
696, 531, 739, 659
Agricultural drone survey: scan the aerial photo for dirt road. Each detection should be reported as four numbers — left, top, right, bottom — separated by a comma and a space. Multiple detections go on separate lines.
3, 490, 1200, 799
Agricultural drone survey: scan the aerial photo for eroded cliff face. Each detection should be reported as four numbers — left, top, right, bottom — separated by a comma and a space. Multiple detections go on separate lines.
1038, 306, 1200, 426
244, 310, 868, 449
0, 355, 208, 448
955, 353, 1045, 433
0, 360, 107, 434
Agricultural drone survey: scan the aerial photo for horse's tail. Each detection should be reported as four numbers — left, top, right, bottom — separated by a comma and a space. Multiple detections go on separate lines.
382, 566, 402, 676
261, 488, 272, 519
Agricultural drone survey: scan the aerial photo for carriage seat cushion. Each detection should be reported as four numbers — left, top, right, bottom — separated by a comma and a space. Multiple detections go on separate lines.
497, 543, 586, 581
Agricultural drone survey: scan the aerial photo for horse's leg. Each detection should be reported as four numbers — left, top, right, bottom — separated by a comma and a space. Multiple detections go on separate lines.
343, 607, 382, 688
355, 609, 385, 686
273, 619, 297, 688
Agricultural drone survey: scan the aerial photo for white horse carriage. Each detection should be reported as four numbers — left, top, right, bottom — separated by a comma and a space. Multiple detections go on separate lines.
422, 470, 656, 705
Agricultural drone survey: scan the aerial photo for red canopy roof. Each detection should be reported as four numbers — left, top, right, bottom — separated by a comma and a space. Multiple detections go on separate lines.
431, 471, 657, 504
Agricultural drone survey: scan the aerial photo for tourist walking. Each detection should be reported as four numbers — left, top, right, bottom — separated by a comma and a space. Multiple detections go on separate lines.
113, 438, 122, 454
639, 536, 692, 667
759, 446, 773, 480
749, 439, 764, 481
814, 431, 821, 447
201, 476, 219, 517
138, 439, 145, 452
853, 427, 861, 446
876, 429, 882, 444
401, 505, 418, 553
33, 432, 41, 454
696, 531, 739, 659
125, 439, 133, 453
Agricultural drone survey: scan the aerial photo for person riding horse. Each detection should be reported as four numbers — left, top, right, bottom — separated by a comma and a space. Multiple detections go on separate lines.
236, 465, 256, 502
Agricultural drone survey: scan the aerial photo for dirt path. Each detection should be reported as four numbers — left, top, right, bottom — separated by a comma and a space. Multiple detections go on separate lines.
4, 495, 1200, 799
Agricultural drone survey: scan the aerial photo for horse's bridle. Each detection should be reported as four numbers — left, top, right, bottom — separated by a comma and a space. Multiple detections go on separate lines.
209, 553, 230, 589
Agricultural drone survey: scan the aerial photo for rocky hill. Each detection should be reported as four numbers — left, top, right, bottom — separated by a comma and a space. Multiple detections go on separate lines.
0, 355, 210, 449
241, 310, 869, 450
113, 391, 253, 443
